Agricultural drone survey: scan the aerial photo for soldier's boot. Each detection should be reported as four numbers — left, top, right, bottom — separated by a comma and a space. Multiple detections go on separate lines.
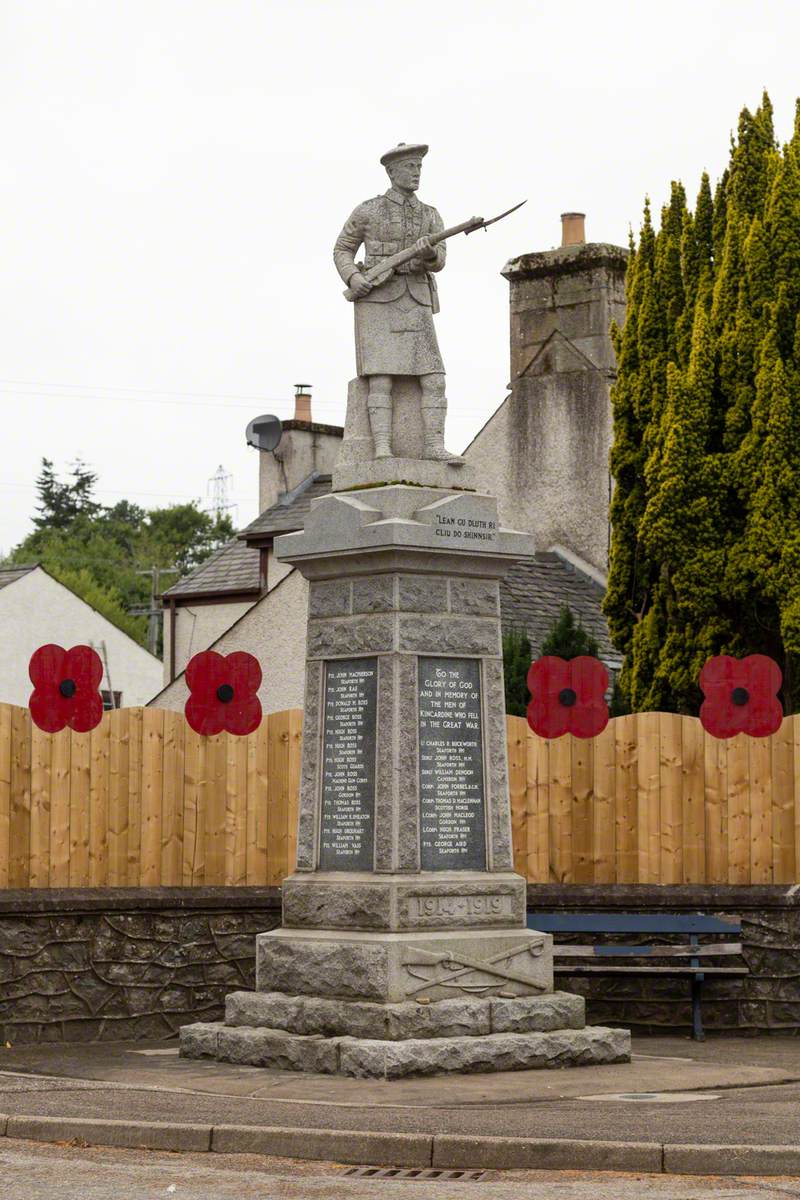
367, 388, 393, 459
420, 378, 465, 464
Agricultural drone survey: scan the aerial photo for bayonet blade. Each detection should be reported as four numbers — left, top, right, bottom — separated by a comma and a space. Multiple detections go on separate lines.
465, 199, 527, 234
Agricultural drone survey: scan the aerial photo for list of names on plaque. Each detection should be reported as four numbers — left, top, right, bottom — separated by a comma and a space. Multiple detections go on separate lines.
418, 657, 486, 871
319, 657, 377, 871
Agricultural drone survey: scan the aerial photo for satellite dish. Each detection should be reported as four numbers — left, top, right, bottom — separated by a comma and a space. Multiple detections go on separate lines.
246, 414, 283, 452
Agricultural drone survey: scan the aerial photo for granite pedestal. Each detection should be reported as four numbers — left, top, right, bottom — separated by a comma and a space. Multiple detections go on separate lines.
180, 478, 630, 1077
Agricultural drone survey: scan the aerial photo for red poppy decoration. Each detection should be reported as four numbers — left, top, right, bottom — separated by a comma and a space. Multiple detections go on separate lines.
699, 654, 783, 739
526, 655, 609, 739
28, 644, 104, 734
185, 650, 262, 736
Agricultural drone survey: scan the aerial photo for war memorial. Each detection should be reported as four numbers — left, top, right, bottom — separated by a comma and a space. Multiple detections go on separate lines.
180, 142, 631, 1077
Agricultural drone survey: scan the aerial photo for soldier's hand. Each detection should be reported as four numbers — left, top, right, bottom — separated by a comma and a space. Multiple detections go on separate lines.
349, 272, 374, 298
414, 236, 437, 261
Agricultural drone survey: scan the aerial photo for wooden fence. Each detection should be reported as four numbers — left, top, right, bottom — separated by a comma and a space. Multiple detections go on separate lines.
507, 712, 800, 885
1, 703, 798, 888
0, 704, 301, 889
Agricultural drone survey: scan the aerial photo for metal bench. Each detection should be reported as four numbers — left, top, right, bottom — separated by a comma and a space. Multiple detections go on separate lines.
526, 911, 747, 1041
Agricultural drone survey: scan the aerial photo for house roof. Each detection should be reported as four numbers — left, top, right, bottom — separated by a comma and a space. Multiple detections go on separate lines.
162, 538, 261, 600
239, 473, 333, 543
0, 563, 38, 591
501, 550, 622, 671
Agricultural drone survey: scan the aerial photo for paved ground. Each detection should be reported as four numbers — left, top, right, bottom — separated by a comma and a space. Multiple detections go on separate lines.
1, 1036, 800, 1148
2, 1138, 800, 1200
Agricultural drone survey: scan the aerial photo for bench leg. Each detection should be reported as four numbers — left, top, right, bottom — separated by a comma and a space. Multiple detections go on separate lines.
691, 975, 705, 1041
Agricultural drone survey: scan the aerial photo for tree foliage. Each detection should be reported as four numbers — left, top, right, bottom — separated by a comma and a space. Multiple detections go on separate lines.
4, 460, 235, 652
503, 628, 532, 717
540, 606, 601, 661
605, 93, 800, 713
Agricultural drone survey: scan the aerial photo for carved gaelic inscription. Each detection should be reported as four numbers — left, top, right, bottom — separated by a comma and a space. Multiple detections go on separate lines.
418, 657, 486, 870
319, 658, 377, 871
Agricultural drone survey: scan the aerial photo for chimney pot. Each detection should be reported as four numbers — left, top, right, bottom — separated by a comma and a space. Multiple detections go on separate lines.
561, 212, 586, 247
293, 383, 312, 423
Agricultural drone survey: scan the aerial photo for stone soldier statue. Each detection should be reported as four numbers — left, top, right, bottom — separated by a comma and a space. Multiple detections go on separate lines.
333, 143, 461, 462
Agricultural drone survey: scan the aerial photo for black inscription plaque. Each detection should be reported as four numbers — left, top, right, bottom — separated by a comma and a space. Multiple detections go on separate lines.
418, 657, 486, 871
319, 657, 377, 871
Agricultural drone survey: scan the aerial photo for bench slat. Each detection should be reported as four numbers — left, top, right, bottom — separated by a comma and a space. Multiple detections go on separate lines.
554, 965, 748, 975
554, 943, 742, 959
528, 912, 741, 935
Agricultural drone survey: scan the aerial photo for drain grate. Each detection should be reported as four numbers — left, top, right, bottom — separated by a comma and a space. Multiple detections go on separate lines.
342, 1166, 487, 1181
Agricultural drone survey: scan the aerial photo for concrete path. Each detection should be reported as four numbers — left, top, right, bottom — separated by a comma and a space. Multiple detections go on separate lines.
1, 1037, 799, 1176
2, 1138, 800, 1199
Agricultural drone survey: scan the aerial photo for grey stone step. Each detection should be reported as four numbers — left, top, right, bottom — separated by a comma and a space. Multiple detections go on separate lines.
179, 1021, 629, 1079
224, 990, 585, 1040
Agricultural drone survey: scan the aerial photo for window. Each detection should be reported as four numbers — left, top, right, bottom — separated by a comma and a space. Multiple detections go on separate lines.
101, 690, 122, 711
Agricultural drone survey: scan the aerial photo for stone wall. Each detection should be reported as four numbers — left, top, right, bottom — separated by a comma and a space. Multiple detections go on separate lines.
3, 884, 798, 1043
0, 888, 281, 1044
528, 884, 800, 1037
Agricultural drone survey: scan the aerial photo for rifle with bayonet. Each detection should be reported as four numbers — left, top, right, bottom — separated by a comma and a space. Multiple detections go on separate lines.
342, 200, 526, 301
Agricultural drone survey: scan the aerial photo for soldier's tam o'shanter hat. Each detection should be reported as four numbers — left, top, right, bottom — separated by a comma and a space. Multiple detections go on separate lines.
380, 142, 429, 166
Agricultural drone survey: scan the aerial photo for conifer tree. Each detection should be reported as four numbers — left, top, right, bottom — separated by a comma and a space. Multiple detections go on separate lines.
502, 628, 532, 717
540, 606, 600, 660
606, 93, 800, 712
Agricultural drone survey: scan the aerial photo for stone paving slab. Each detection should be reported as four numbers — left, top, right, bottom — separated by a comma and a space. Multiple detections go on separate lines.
3, 1037, 797, 1105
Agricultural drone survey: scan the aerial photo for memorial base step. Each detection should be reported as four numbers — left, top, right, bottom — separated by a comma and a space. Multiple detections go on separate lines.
223, 989, 586, 1040
179, 1021, 630, 1079
255, 926, 553, 1003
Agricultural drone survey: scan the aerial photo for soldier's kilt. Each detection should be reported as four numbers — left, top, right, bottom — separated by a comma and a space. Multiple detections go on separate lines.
355, 291, 444, 377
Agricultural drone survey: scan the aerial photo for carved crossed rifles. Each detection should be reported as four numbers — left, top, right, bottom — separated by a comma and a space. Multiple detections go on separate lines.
403, 938, 548, 996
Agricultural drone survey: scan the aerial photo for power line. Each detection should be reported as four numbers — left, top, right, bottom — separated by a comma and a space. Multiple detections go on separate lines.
0, 479, 258, 501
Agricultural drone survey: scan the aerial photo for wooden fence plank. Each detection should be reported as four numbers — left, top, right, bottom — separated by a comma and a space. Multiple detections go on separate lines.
89, 717, 110, 887
659, 712, 683, 885
204, 734, 227, 885
107, 709, 129, 887
9, 706, 32, 887
636, 712, 661, 884
615, 714, 638, 883
29, 722, 52, 888
682, 716, 705, 885
771, 717, 795, 884
0, 705, 11, 887
49, 727, 71, 887
267, 711, 291, 885
591, 721, 615, 883
68, 730, 91, 887
546, 735, 572, 883
749, 735, 773, 884
704, 729, 728, 884
287, 709, 303, 876
140, 708, 164, 886
727, 733, 750, 884
507, 717, 528, 878
126, 708, 143, 887
245, 727, 268, 885
227, 733, 249, 886
161, 710, 185, 887
526, 728, 549, 884
182, 726, 205, 886
570, 734, 594, 884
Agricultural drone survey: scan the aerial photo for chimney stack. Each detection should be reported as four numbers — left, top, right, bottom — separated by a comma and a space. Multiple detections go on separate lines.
561, 212, 586, 247
293, 383, 312, 423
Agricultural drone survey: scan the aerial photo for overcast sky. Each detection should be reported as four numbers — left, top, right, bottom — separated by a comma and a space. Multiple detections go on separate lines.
1, 0, 798, 553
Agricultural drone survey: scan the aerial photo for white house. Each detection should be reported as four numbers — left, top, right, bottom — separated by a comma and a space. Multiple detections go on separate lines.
152, 214, 626, 716
0, 564, 162, 708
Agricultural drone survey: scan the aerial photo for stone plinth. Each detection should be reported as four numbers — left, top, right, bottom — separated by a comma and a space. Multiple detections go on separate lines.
334, 378, 479, 492
180, 480, 631, 1076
